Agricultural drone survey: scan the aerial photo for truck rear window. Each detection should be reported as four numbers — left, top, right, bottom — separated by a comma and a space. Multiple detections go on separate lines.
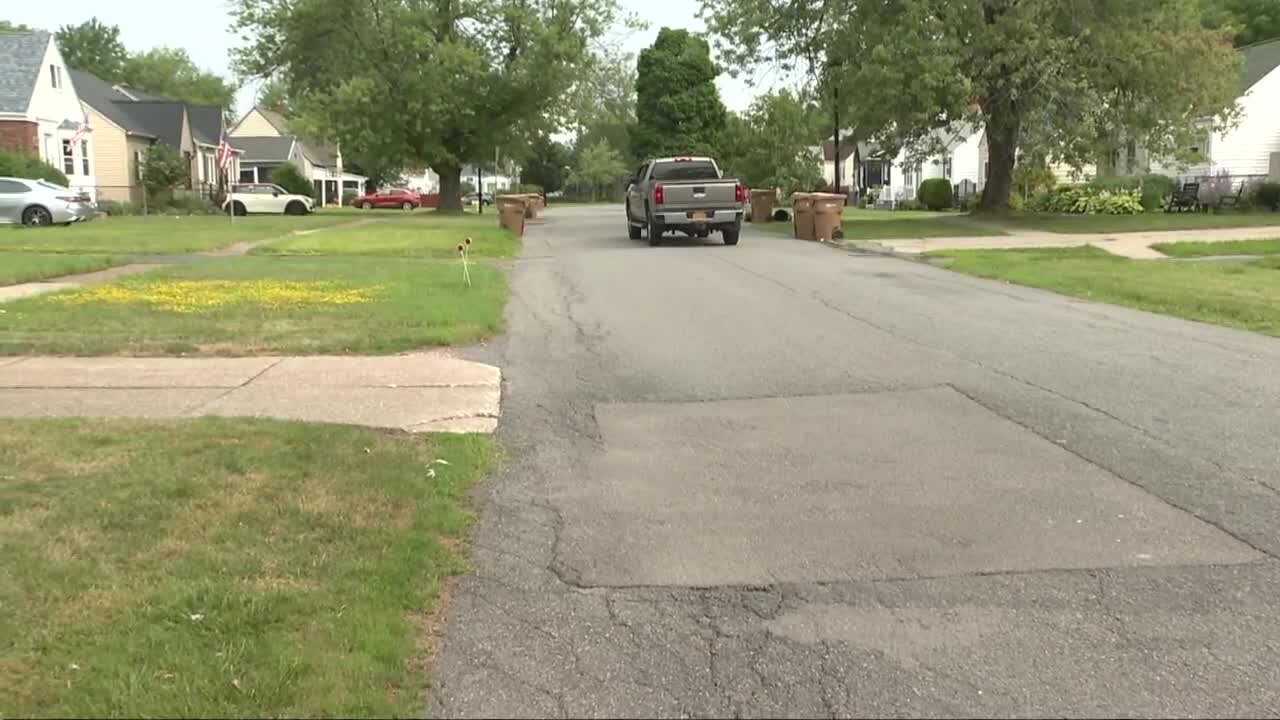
650, 160, 719, 181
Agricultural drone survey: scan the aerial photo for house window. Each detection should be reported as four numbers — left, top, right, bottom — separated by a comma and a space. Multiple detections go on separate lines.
135, 150, 145, 181
43, 134, 54, 163
239, 168, 256, 183
62, 139, 74, 175
50, 64, 62, 89
942, 154, 952, 180
81, 139, 90, 176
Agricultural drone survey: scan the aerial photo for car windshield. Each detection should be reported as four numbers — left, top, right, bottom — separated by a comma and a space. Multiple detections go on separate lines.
650, 160, 719, 181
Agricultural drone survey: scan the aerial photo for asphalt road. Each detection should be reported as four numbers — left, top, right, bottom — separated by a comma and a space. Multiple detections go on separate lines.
432, 205, 1280, 718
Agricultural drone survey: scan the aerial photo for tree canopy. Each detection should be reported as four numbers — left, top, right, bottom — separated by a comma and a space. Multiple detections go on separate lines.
55, 19, 128, 82
720, 90, 824, 195
520, 135, 572, 195
630, 28, 728, 161
702, 0, 1241, 213
568, 139, 627, 201
1203, 0, 1280, 46
231, 0, 619, 211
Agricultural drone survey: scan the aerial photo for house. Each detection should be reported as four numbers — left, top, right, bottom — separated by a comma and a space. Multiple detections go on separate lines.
1144, 37, 1280, 179
402, 167, 440, 194
228, 106, 366, 204
0, 30, 95, 198
887, 125, 984, 203
69, 69, 241, 204
461, 164, 516, 194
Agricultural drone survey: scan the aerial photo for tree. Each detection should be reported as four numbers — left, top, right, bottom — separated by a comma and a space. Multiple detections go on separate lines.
122, 48, 237, 108
257, 77, 291, 114
1202, 0, 1280, 46
231, 0, 619, 212
56, 18, 128, 81
727, 90, 824, 195
568, 139, 627, 201
138, 144, 189, 199
702, 0, 1241, 214
268, 164, 314, 197
520, 135, 572, 195
630, 28, 728, 161
0, 20, 32, 31
0, 151, 68, 186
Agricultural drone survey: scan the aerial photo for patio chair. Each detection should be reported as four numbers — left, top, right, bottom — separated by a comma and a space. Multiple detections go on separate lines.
1164, 182, 1200, 213
1216, 182, 1245, 210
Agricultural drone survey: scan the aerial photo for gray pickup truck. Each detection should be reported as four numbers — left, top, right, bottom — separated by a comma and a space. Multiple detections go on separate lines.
625, 156, 745, 246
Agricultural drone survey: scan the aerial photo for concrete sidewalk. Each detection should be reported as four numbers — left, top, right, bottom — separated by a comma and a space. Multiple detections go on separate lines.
858, 223, 1280, 259
0, 352, 501, 433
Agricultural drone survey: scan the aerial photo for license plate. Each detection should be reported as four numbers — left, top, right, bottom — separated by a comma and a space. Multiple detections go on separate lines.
690, 211, 707, 221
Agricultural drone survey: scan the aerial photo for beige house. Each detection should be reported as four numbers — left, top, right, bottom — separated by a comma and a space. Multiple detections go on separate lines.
70, 69, 240, 205
229, 106, 365, 204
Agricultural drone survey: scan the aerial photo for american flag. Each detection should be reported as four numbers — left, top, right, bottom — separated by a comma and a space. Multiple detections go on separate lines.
216, 132, 234, 171
69, 112, 90, 144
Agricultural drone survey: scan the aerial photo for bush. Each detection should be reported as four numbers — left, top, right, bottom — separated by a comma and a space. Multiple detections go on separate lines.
1255, 182, 1280, 211
1027, 185, 1144, 215
1013, 163, 1057, 200
342, 190, 359, 206
163, 196, 218, 215
268, 164, 315, 197
97, 200, 142, 216
896, 198, 923, 211
139, 145, 190, 198
917, 178, 953, 210
0, 150, 69, 186
514, 183, 543, 195
1135, 174, 1175, 211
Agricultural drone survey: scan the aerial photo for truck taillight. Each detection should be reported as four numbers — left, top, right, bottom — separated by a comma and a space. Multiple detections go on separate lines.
735, 183, 746, 203
654, 184, 664, 204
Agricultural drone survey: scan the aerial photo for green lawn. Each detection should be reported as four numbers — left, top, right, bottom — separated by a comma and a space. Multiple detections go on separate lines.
0, 256, 506, 356
255, 214, 518, 259
0, 417, 496, 718
762, 208, 1006, 240
999, 211, 1280, 234
931, 245, 1280, 336
0, 253, 123, 285
1151, 238, 1280, 258
0, 215, 352, 255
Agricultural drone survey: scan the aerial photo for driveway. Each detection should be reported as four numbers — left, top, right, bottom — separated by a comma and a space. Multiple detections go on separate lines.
432, 205, 1280, 717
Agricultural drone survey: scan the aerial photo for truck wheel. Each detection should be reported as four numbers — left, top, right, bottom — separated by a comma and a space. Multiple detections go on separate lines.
628, 222, 642, 240
696, 229, 709, 238
648, 220, 663, 246
722, 226, 740, 246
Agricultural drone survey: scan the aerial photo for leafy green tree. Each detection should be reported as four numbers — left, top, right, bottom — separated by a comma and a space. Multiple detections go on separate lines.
56, 18, 128, 81
730, 90, 824, 195
702, 0, 1241, 214
268, 164, 315, 197
630, 28, 728, 161
1202, 0, 1280, 46
1, 20, 33, 31
231, 0, 619, 211
122, 48, 237, 108
568, 139, 627, 201
520, 135, 572, 195
0, 151, 68, 185
257, 77, 291, 114
138, 144, 190, 198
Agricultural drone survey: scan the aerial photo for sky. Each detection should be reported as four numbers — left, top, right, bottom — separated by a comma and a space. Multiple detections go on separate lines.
7, 0, 789, 118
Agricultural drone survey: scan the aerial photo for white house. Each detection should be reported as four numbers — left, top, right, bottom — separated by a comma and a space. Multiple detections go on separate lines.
0, 30, 96, 199
887, 125, 984, 202
1147, 37, 1280, 179
229, 106, 366, 204
402, 167, 440, 194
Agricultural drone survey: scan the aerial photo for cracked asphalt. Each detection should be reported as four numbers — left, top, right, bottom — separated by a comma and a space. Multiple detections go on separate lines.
431, 205, 1280, 718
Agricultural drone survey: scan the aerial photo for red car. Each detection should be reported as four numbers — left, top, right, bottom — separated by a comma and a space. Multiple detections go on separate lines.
353, 188, 421, 210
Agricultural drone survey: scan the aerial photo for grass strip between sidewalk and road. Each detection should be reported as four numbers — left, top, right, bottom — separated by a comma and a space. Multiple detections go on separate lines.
930, 245, 1280, 337
0, 253, 124, 286
254, 214, 519, 259
1150, 238, 1280, 258
0, 215, 352, 255
0, 256, 506, 356
0, 417, 497, 718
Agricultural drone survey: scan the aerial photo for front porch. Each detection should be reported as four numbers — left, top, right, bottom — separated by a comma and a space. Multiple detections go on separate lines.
312, 168, 368, 207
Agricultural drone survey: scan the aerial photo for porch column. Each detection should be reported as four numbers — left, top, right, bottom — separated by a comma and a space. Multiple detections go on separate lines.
319, 177, 327, 206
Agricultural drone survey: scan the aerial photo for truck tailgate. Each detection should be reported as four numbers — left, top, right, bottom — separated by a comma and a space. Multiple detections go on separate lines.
657, 181, 739, 211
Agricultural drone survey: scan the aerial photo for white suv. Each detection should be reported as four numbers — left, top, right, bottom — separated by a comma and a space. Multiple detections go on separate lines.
223, 183, 314, 216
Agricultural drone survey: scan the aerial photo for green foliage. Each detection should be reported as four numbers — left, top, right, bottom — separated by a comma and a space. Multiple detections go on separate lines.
0, 20, 32, 31
138, 145, 189, 196
122, 48, 237, 108
1028, 185, 1145, 215
631, 28, 728, 161
56, 18, 128, 81
519, 135, 571, 195
568, 139, 627, 201
268, 164, 315, 197
720, 90, 825, 195
1088, 174, 1177, 211
702, 0, 1242, 213
917, 178, 953, 211
1013, 162, 1057, 200
162, 196, 219, 215
232, 0, 619, 211
1255, 182, 1280, 211
1201, 0, 1280, 47
97, 200, 141, 216
0, 151, 69, 186
257, 77, 291, 114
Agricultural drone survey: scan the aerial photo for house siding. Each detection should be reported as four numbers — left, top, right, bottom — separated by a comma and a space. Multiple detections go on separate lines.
951, 130, 984, 188
1208, 65, 1280, 176
25, 37, 95, 197
230, 110, 282, 137
125, 136, 150, 204
87, 114, 131, 202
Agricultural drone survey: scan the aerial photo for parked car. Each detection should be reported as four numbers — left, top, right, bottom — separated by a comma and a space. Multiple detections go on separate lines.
625, 156, 745, 246
464, 192, 494, 206
354, 187, 421, 210
0, 177, 95, 226
222, 183, 314, 216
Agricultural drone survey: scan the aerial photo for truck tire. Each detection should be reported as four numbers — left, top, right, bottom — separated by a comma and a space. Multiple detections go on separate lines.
722, 225, 740, 246
648, 219, 663, 246
628, 222, 642, 240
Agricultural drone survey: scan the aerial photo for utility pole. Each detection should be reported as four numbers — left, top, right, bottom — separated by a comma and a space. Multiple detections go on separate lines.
477, 164, 483, 215
833, 84, 841, 195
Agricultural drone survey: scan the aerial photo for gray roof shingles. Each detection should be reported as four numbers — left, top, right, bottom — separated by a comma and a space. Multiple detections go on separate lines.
0, 31, 50, 114
230, 136, 294, 162
1241, 38, 1280, 94
187, 105, 223, 146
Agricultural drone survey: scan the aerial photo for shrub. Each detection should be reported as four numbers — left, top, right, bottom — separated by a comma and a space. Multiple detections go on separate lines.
896, 198, 923, 211
1013, 163, 1057, 200
163, 196, 218, 215
0, 150, 69, 185
268, 164, 315, 197
515, 183, 543, 195
1135, 174, 1175, 211
342, 190, 359, 206
1027, 185, 1144, 214
917, 178, 953, 210
97, 200, 142, 216
139, 145, 190, 199
1252, 182, 1280, 211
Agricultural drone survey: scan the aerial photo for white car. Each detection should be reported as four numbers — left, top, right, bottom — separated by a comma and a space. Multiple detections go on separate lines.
222, 183, 314, 216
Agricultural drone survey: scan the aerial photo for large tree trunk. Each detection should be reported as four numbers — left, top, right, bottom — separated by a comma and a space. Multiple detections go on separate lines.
438, 164, 463, 212
976, 105, 1021, 215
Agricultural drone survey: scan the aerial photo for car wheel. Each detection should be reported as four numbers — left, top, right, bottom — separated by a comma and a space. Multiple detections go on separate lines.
362, 201, 373, 210
227, 201, 247, 216
402, 201, 414, 211
647, 219, 663, 246
723, 225, 741, 246
285, 201, 307, 215
22, 206, 53, 227
628, 222, 642, 240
